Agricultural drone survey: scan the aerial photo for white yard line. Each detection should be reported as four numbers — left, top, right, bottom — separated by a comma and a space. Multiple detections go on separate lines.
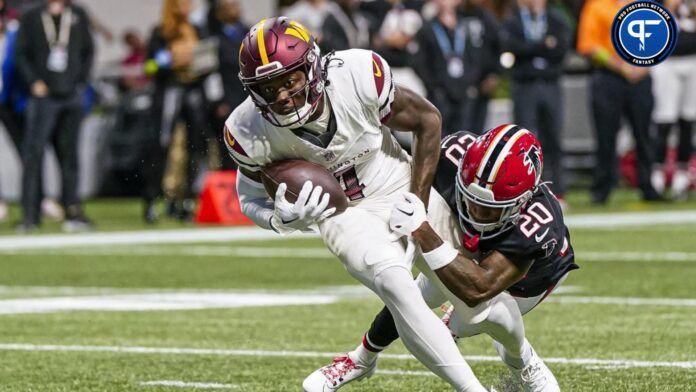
6, 245, 696, 264
547, 296, 696, 307
564, 210, 696, 228
0, 227, 313, 251
3, 288, 696, 315
0, 292, 339, 314
0, 343, 693, 370
139, 380, 239, 389
0, 210, 695, 251
580, 252, 696, 262
0, 246, 334, 259
376, 369, 436, 377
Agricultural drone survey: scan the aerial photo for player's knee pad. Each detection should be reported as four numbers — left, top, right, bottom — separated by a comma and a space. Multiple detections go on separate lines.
473, 294, 526, 348
366, 242, 410, 278
373, 264, 417, 302
449, 312, 484, 338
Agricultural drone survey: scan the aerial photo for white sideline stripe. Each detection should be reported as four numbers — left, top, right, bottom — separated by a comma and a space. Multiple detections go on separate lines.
0, 246, 334, 259
7, 246, 696, 264
580, 252, 696, 262
0, 293, 338, 314
0, 344, 694, 370
547, 296, 696, 307
565, 210, 696, 228
0, 227, 313, 251
140, 380, 239, 389
376, 369, 436, 377
0, 285, 373, 297
0, 291, 692, 315
0, 210, 695, 251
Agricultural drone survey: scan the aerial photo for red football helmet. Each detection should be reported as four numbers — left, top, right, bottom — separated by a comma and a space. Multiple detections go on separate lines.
456, 124, 544, 239
238, 17, 324, 128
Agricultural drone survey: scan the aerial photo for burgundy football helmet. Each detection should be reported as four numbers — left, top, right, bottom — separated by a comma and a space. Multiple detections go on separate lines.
456, 124, 544, 239
238, 17, 324, 128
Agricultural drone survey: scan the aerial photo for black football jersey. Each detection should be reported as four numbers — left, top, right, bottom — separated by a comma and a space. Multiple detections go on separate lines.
434, 131, 579, 298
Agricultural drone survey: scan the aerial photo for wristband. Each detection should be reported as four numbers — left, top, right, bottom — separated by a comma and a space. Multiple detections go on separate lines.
423, 241, 459, 270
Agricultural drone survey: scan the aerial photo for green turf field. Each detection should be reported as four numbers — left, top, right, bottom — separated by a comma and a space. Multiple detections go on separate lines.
0, 191, 694, 391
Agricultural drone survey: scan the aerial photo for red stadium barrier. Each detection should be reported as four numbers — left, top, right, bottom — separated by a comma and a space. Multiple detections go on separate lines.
194, 171, 254, 225
620, 148, 696, 188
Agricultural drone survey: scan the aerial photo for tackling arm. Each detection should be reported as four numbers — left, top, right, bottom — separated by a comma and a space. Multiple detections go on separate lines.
413, 222, 532, 307
385, 84, 442, 206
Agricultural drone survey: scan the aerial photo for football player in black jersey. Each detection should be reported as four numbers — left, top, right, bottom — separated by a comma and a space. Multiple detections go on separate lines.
305, 125, 578, 392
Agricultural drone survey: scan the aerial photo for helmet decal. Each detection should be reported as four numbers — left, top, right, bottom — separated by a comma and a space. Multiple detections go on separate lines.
285, 21, 311, 42
523, 144, 542, 182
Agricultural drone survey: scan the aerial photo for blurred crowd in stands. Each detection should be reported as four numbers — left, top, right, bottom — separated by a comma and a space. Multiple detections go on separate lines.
0, 0, 695, 232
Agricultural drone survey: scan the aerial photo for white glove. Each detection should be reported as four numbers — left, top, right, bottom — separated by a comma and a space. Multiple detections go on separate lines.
271, 180, 336, 234
389, 192, 428, 237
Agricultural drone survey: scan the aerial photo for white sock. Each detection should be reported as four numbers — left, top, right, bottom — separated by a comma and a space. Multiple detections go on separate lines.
348, 335, 381, 366
494, 339, 532, 370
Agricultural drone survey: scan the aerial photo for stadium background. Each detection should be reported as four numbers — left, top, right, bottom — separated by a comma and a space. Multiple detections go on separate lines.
0, 0, 694, 391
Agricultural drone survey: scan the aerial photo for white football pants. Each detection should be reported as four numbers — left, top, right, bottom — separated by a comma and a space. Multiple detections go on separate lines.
319, 188, 487, 392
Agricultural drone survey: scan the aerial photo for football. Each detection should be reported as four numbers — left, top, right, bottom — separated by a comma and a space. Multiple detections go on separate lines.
260, 159, 349, 214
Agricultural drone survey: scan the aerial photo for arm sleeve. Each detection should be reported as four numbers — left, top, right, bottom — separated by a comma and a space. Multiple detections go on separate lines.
14, 12, 39, 86
78, 8, 95, 84
236, 171, 275, 231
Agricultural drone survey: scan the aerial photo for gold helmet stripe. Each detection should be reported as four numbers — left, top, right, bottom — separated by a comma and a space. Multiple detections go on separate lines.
256, 18, 270, 65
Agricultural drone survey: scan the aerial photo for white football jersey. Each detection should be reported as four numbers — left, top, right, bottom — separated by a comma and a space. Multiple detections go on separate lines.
224, 49, 411, 202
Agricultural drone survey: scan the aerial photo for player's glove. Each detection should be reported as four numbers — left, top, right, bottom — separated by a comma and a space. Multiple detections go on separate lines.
389, 192, 427, 237
271, 180, 336, 234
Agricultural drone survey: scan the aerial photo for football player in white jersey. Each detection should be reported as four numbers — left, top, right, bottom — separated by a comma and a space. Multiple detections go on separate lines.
225, 17, 488, 392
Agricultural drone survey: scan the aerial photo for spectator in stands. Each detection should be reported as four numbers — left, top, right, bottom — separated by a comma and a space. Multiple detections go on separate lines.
577, 0, 660, 204
15, 0, 95, 232
1, 1, 65, 224
284, 0, 329, 38
320, 0, 371, 52
650, 0, 696, 200
145, 0, 211, 222
500, 0, 570, 202
121, 30, 149, 91
210, 0, 248, 170
367, 0, 425, 95
362, 0, 424, 149
414, 0, 489, 135
459, 0, 502, 133
0, 0, 19, 223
